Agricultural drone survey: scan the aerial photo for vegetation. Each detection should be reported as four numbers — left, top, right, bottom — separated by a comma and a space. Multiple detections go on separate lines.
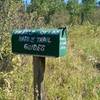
0, 0, 100, 100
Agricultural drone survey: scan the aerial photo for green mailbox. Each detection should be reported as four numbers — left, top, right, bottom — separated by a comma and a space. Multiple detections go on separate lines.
11, 28, 67, 57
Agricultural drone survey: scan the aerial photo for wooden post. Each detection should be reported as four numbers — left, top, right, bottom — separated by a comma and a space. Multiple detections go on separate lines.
33, 56, 45, 100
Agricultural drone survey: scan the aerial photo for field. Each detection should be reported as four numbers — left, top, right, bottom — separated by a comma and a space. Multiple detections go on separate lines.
0, 1, 100, 99
0, 24, 100, 100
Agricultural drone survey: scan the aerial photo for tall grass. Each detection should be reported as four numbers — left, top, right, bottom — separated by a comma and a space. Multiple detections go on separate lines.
0, 24, 100, 100
45, 24, 100, 100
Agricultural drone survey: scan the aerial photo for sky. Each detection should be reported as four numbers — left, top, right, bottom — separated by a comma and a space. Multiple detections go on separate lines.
97, 0, 100, 2
64, 0, 82, 4
22, 0, 31, 5
22, 0, 100, 5
64, 0, 100, 4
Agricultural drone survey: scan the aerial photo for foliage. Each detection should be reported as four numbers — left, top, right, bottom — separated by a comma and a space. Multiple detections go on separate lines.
27, 0, 64, 24
0, 0, 100, 99
66, 0, 81, 24
80, 0, 96, 24
45, 24, 100, 100
66, 0, 96, 24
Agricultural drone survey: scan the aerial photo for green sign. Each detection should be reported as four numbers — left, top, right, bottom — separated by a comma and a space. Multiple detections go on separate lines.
11, 28, 67, 57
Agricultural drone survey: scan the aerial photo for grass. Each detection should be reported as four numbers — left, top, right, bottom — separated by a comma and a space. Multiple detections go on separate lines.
0, 24, 100, 100
45, 24, 100, 100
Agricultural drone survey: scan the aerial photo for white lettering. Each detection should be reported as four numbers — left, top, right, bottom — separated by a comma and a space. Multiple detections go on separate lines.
30, 37, 35, 43
24, 44, 46, 52
18, 36, 30, 42
37, 37, 51, 43
24, 44, 32, 50
18, 36, 51, 43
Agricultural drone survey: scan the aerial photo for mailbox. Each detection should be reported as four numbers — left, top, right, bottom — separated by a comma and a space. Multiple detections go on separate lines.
11, 28, 67, 57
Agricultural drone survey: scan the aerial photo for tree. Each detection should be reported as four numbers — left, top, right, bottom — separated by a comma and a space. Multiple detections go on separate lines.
80, 0, 96, 24
0, 0, 13, 71
29, 0, 63, 24
66, 0, 96, 25
66, 0, 80, 24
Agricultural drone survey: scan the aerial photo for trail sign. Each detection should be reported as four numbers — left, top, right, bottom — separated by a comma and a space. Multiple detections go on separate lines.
11, 28, 67, 57
11, 28, 67, 99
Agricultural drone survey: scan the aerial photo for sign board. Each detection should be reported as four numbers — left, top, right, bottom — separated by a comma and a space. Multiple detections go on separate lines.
11, 28, 67, 57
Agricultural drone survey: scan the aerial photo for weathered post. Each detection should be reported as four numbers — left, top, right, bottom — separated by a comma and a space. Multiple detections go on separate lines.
33, 57, 45, 100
